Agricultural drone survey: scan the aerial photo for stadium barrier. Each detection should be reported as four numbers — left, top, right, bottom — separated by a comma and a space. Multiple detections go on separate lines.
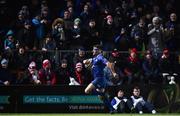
0, 84, 180, 113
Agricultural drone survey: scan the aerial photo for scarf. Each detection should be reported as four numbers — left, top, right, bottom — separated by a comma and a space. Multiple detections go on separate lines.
75, 70, 83, 85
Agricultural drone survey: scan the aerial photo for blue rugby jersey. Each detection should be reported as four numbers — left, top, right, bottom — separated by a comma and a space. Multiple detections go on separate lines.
92, 54, 108, 78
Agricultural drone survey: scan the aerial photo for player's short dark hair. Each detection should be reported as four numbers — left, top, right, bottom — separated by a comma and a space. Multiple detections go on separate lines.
118, 89, 124, 92
93, 44, 102, 50
133, 86, 140, 91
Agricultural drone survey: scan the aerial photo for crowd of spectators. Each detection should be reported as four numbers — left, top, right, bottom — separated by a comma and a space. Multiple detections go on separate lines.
0, 0, 179, 86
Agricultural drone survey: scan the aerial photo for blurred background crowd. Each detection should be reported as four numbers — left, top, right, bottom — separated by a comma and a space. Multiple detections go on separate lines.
0, 0, 179, 86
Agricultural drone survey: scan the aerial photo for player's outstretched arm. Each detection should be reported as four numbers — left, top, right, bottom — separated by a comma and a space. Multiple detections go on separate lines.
106, 62, 118, 79
83, 58, 92, 68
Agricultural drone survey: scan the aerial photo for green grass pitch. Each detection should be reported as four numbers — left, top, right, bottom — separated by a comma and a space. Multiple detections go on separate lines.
0, 114, 180, 116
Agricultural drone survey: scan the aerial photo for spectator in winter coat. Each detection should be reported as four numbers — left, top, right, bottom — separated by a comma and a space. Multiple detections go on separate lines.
18, 61, 41, 85
38, 59, 56, 85
42, 34, 56, 51
84, 19, 100, 50
142, 50, 159, 84
4, 30, 15, 50
101, 15, 116, 50
71, 62, 91, 85
16, 20, 36, 50
165, 13, 179, 51
0, 58, 13, 85
109, 48, 126, 85
73, 47, 87, 67
70, 18, 83, 49
52, 18, 68, 50
124, 48, 142, 84
55, 59, 71, 85
131, 18, 147, 51
31, 14, 45, 48
13, 47, 29, 71
147, 16, 165, 59
159, 49, 174, 73
114, 28, 130, 51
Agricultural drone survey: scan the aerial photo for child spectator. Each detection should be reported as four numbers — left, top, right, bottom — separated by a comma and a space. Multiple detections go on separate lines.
111, 89, 134, 113
130, 86, 156, 114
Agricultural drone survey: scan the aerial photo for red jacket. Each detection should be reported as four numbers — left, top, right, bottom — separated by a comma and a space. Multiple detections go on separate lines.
38, 68, 56, 85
